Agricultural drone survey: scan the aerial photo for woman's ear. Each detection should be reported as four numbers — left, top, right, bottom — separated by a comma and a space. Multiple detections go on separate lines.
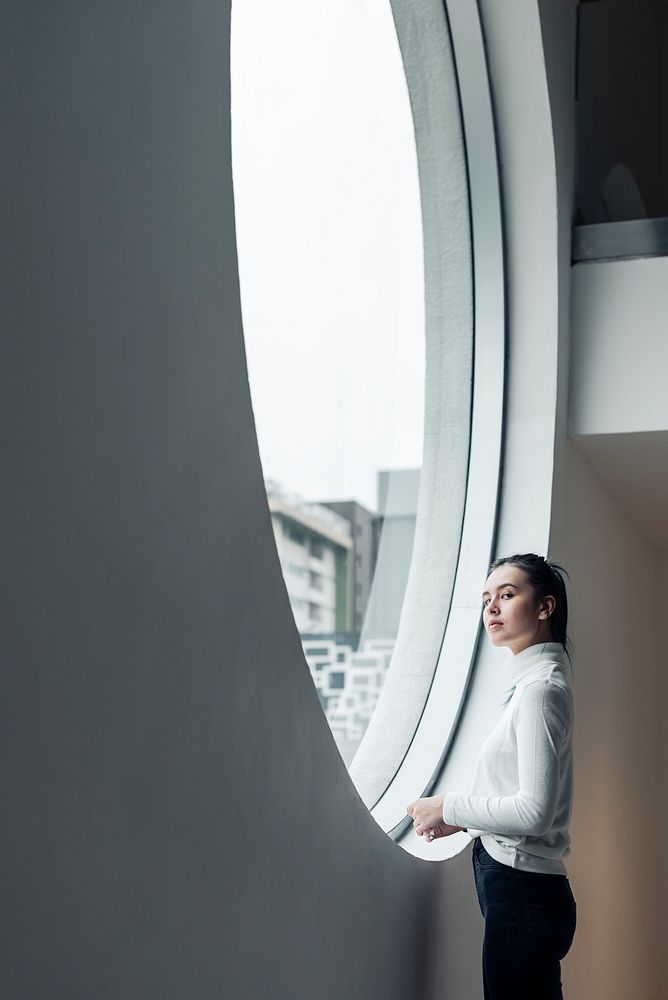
538, 594, 557, 620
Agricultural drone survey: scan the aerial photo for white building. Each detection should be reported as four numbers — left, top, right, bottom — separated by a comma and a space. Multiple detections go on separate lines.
302, 636, 394, 767
266, 480, 353, 634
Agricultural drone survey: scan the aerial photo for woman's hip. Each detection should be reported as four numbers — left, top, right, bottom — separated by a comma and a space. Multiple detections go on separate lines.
472, 838, 577, 957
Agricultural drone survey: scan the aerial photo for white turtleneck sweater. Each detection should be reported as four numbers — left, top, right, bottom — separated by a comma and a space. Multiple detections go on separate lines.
442, 641, 574, 875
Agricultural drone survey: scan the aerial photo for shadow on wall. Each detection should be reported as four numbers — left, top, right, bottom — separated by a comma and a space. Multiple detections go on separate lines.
0, 2, 487, 999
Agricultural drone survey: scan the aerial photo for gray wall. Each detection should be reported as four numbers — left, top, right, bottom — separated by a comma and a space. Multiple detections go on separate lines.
0, 4, 446, 997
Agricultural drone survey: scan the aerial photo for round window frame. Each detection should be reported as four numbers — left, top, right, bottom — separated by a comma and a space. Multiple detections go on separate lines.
362, 0, 505, 840
230, 0, 505, 840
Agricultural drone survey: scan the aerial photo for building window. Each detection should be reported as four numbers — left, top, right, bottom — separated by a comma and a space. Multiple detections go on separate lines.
288, 524, 305, 546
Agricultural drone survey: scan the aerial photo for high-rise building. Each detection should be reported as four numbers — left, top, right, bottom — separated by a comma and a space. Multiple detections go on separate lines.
266, 480, 352, 633
321, 499, 376, 633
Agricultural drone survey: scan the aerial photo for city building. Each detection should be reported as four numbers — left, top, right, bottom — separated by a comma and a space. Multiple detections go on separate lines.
266, 480, 353, 633
364, 468, 420, 639
321, 499, 376, 634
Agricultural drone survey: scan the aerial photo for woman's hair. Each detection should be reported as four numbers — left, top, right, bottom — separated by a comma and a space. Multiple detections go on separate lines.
488, 552, 573, 670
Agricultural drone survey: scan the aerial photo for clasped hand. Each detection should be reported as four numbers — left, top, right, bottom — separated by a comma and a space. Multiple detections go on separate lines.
406, 794, 465, 841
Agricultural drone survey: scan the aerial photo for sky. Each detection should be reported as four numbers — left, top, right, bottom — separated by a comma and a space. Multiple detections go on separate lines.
230, 0, 425, 512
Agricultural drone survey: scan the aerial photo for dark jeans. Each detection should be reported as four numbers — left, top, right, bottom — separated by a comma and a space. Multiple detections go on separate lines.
472, 837, 577, 999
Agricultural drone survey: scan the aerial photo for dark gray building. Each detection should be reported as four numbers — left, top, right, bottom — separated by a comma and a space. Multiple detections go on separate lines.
322, 499, 376, 633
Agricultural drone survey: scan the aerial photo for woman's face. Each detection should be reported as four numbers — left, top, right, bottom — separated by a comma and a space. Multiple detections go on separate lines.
481, 563, 554, 655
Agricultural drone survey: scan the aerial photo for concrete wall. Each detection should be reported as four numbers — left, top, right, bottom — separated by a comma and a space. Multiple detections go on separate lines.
1, 4, 442, 997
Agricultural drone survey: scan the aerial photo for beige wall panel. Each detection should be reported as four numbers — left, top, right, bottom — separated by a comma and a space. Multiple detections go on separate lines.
552, 439, 664, 1000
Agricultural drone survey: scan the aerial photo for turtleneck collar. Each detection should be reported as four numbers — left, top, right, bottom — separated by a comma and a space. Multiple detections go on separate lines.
504, 641, 567, 686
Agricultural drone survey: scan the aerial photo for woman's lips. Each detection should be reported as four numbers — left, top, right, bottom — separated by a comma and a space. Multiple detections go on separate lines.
489, 622, 503, 629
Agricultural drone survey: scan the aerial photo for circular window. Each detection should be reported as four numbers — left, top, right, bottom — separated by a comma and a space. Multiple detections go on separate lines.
231, 1, 504, 827
231, 2, 426, 768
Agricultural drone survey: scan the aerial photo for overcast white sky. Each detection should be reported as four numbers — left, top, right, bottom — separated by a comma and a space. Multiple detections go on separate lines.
230, 0, 424, 512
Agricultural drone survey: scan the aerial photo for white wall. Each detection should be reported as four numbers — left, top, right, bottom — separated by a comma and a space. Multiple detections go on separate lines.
570, 256, 668, 435
550, 437, 665, 1000
565, 246, 667, 998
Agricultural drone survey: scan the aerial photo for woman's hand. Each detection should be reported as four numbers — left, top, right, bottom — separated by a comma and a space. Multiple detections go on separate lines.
419, 820, 464, 841
407, 795, 466, 841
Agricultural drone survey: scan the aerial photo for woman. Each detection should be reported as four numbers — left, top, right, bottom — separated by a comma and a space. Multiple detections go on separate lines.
407, 553, 577, 1000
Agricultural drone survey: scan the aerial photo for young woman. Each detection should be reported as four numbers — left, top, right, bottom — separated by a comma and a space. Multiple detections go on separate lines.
407, 553, 577, 1000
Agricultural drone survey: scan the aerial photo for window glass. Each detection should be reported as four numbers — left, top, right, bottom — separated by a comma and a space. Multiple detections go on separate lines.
231, 1, 424, 767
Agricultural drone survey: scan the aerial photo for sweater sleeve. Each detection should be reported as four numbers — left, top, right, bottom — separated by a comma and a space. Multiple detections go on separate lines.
442, 681, 571, 836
